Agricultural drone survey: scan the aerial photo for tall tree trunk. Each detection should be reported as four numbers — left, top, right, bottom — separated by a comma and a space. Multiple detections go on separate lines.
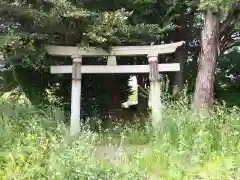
137, 74, 148, 114
173, 11, 186, 98
192, 10, 220, 110
173, 46, 185, 97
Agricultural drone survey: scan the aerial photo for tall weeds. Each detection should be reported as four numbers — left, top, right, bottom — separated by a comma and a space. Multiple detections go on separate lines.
0, 99, 239, 179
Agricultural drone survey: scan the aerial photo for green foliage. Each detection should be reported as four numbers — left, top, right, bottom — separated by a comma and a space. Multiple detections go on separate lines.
0, 0, 239, 111
0, 100, 143, 179
199, 0, 234, 12
1, 98, 240, 179
0, 0, 184, 116
215, 47, 240, 106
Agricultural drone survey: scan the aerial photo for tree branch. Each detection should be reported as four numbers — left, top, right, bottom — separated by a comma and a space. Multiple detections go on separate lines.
220, 28, 236, 53
220, 6, 240, 35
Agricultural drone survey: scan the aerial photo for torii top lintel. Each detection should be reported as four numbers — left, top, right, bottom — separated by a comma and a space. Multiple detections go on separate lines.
45, 41, 185, 57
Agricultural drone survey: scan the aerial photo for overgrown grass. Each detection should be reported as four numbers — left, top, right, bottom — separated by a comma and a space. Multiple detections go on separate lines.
0, 98, 240, 179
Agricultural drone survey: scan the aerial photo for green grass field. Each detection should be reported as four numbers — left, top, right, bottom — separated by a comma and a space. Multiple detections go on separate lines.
0, 97, 240, 179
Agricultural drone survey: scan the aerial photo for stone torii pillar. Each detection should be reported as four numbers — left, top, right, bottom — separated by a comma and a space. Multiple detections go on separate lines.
70, 55, 82, 136
148, 53, 162, 128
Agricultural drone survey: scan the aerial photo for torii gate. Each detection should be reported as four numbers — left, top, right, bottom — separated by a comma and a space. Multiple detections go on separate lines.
45, 41, 185, 136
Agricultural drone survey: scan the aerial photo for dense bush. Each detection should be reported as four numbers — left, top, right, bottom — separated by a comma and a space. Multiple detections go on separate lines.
0, 99, 240, 179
